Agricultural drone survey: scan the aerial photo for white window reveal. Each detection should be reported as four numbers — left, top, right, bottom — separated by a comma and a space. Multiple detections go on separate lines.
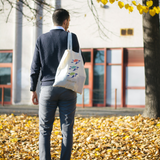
107, 49, 122, 64
126, 66, 145, 87
107, 65, 121, 105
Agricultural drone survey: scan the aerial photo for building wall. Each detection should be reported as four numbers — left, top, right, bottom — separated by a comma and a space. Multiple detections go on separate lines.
0, 1, 36, 104
62, 0, 143, 48
0, 4, 15, 50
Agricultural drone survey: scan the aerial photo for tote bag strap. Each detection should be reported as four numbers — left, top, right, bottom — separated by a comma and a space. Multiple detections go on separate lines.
67, 32, 81, 53
67, 32, 72, 50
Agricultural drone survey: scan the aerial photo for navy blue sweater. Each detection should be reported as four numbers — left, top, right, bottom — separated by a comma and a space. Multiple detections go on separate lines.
30, 29, 84, 91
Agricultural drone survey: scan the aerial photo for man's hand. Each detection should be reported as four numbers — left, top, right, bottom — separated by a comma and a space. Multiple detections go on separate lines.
31, 91, 39, 105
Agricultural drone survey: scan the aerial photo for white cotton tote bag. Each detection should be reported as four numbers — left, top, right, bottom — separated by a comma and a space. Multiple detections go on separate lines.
53, 32, 86, 94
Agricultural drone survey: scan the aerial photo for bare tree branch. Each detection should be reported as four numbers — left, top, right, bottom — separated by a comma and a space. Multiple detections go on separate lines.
0, 0, 55, 24
87, 0, 117, 40
6, 5, 13, 22
5, 0, 13, 22
0, 0, 114, 39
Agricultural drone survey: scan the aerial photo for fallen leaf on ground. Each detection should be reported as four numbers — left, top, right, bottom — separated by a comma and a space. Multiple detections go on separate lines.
0, 114, 160, 159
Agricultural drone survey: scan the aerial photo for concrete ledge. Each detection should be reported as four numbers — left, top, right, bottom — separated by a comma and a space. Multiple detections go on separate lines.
0, 105, 144, 117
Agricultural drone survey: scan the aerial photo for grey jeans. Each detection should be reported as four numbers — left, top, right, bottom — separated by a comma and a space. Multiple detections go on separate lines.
39, 86, 77, 160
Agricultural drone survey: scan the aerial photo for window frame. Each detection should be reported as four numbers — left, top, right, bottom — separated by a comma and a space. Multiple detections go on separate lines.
120, 28, 134, 36
124, 47, 144, 108
0, 50, 13, 105
93, 48, 107, 107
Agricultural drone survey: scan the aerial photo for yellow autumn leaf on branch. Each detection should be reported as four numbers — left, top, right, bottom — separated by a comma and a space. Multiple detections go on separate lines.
137, 4, 142, 11
125, 4, 129, 9
153, 6, 160, 14
132, 1, 137, 6
157, 6, 160, 13
109, 0, 115, 4
143, 6, 149, 13
101, 0, 108, 5
139, 9, 143, 14
149, 9, 156, 16
146, 0, 153, 7
97, 0, 159, 16
128, 6, 134, 13
118, 1, 124, 9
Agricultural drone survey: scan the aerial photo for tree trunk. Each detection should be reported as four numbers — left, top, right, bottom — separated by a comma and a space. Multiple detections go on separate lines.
142, 0, 160, 118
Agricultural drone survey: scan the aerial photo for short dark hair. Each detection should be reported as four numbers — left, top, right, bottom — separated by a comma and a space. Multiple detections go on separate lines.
52, 8, 69, 26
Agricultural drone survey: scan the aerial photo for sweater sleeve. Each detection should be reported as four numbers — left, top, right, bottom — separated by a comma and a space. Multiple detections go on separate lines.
30, 39, 41, 91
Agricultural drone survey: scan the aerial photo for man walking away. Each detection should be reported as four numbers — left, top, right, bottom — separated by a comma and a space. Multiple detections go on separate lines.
30, 8, 84, 160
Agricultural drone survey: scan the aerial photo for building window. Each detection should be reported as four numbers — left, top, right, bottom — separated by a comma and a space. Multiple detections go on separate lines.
121, 29, 127, 36
120, 28, 134, 36
93, 65, 104, 104
127, 29, 133, 35
93, 49, 105, 105
0, 51, 12, 105
94, 50, 104, 63
82, 51, 91, 62
0, 52, 12, 63
0, 68, 11, 85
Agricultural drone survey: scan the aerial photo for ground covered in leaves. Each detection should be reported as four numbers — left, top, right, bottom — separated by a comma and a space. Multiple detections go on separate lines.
0, 114, 160, 159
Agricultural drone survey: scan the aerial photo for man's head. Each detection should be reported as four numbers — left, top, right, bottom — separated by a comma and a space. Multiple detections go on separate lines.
52, 8, 70, 31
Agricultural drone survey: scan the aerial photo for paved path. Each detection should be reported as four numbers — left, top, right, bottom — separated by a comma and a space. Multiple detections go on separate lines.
0, 105, 144, 117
